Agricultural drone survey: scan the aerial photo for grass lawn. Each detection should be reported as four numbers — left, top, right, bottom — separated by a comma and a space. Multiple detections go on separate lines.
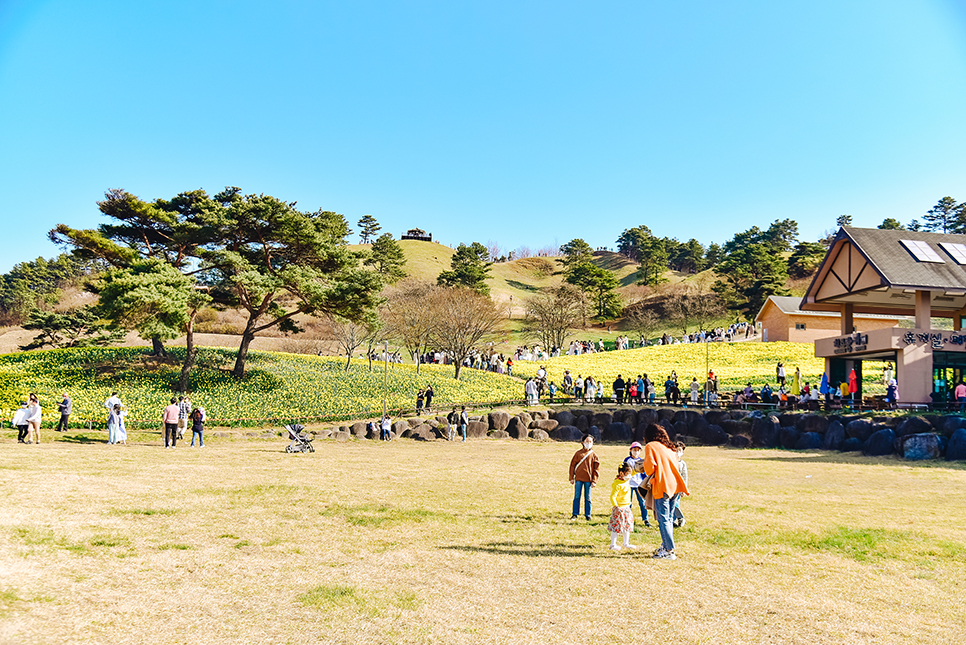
1, 433, 965, 644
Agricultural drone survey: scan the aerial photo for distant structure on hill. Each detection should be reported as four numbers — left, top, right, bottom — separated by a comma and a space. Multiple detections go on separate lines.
401, 228, 432, 242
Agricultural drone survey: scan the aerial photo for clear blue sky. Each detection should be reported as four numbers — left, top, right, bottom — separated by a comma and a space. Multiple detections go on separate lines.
2, 0, 965, 271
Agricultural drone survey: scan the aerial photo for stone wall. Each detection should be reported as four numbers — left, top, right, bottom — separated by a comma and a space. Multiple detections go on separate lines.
317, 407, 966, 461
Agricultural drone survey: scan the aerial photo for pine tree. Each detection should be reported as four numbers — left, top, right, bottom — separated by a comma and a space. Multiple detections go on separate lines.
358, 214, 381, 244
365, 233, 407, 284
923, 197, 963, 234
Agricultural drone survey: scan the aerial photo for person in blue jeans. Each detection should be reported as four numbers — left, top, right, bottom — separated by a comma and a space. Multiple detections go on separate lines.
568, 434, 600, 520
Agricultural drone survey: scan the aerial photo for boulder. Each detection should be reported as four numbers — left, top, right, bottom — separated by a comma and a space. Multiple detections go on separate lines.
575, 415, 590, 431
490, 430, 510, 439
549, 425, 584, 442
780, 427, 801, 450
530, 429, 550, 441
795, 414, 829, 435
350, 421, 368, 437
840, 437, 863, 452
488, 411, 511, 431
553, 410, 576, 427
705, 410, 731, 426
720, 419, 752, 437
603, 422, 633, 443
411, 424, 436, 441
426, 419, 440, 429
632, 423, 647, 444
637, 408, 659, 427
729, 434, 752, 449
587, 425, 603, 443
778, 413, 800, 428
314, 428, 333, 440
896, 416, 933, 438
466, 421, 489, 439
517, 412, 533, 429
864, 428, 897, 456
704, 424, 730, 446
435, 415, 450, 426
752, 415, 781, 448
331, 430, 351, 442
941, 416, 966, 438
507, 422, 530, 440
506, 417, 528, 436
365, 424, 379, 440
532, 409, 550, 420
613, 409, 638, 428
926, 415, 945, 432
822, 420, 846, 451
902, 433, 941, 460
657, 408, 676, 422
673, 422, 689, 442
392, 421, 410, 438
946, 428, 966, 461
730, 409, 750, 421
593, 412, 613, 429
532, 419, 559, 432
845, 419, 875, 442
794, 432, 823, 450
406, 418, 424, 428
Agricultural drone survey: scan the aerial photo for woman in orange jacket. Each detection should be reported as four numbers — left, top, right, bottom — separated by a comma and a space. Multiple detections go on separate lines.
643, 424, 690, 560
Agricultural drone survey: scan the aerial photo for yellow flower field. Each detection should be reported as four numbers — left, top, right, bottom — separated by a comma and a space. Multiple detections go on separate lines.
513, 341, 832, 394
0, 347, 522, 428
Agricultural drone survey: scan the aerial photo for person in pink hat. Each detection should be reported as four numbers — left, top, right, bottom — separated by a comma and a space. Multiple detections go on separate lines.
623, 441, 651, 528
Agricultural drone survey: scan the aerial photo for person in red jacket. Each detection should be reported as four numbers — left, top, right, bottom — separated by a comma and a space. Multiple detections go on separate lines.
569, 434, 600, 520
643, 424, 690, 560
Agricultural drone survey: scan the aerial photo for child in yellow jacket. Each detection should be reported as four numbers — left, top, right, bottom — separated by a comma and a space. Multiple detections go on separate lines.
608, 462, 636, 550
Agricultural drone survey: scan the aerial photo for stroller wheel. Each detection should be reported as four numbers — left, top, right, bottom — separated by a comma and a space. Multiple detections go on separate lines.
307, 443, 315, 453
285, 445, 294, 453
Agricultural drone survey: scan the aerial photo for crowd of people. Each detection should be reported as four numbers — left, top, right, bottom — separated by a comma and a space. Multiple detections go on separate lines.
11, 391, 208, 448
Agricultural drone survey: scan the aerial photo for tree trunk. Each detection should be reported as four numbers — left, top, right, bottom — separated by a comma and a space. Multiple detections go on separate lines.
176, 311, 199, 392
232, 317, 258, 378
151, 337, 167, 357
454, 362, 462, 380
344, 353, 351, 371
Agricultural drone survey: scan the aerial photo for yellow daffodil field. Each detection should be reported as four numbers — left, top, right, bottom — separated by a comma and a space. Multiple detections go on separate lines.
0, 347, 523, 428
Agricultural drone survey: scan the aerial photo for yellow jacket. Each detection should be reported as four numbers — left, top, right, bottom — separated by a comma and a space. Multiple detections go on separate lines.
610, 477, 631, 507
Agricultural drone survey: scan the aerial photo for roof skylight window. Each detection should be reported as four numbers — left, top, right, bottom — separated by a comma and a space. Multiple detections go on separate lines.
939, 242, 966, 265
900, 239, 945, 263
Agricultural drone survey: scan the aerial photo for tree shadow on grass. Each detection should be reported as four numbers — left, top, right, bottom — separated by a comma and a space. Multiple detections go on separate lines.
439, 541, 604, 558
57, 434, 107, 444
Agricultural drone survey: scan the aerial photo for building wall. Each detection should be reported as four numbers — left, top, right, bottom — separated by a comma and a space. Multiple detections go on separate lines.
758, 306, 900, 344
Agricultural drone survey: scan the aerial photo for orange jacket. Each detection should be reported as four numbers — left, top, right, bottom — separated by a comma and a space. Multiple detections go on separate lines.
569, 448, 600, 484
643, 441, 689, 500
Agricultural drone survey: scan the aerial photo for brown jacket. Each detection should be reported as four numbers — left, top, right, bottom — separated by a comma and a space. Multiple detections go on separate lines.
569, 447, 600, 484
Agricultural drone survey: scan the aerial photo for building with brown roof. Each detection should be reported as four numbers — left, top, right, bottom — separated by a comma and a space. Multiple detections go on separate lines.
755, 296, 903, 343
801, 226, 966, 404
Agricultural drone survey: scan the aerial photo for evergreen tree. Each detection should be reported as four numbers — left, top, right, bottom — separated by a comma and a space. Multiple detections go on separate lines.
358, 214, 381, 244
923, 197, 963, 234
364, 233, 407, 284
559, 238, 594, 268
878, 218, 904, 230
565, 262, 622, 319
437, 242, 492, 295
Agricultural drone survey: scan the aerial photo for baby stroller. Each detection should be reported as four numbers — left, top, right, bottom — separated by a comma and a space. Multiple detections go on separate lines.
285, 424, 315, 453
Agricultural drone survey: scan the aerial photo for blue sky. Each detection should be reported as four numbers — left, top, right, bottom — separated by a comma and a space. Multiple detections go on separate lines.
1, 0, 965, 271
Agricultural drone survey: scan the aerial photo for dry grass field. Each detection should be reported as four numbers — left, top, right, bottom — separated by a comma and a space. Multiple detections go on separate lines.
2, 434, 965, 644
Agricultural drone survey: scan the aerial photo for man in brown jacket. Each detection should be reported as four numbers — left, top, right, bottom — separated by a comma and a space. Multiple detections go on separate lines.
569, 434, 600, 520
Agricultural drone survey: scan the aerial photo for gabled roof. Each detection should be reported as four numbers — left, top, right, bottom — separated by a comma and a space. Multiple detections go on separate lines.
756, 295, 904, 322
800, 227, 966, 316
840, 227, 966, 290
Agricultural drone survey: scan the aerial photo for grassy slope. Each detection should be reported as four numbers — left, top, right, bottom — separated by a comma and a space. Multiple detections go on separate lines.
0, 347, 524, 426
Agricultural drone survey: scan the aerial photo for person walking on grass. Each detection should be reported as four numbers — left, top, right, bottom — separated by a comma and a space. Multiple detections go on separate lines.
12, 401, 29, 443
56, 393, 71, 432
424, 384, 434, 412
447, 407, 459, 441
104, 391, 121, 426
190, 408, 205, 447
569, 433, 600, 520
108, 403, 127, 445
25, 394, 42, 444
460, 406, 468, 442
177, 395, 191, 440
608, 462, 636, 550
163, 397, 180, 448
643, 424, 690, 560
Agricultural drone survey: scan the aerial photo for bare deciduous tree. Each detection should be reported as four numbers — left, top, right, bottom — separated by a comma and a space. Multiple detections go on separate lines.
381, 280, 438, 373
428, 287, 506, 379
523, 284, 584, 350
663, 284, 726, 334
624, 305, 662, 342
331, 315, 381, 370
